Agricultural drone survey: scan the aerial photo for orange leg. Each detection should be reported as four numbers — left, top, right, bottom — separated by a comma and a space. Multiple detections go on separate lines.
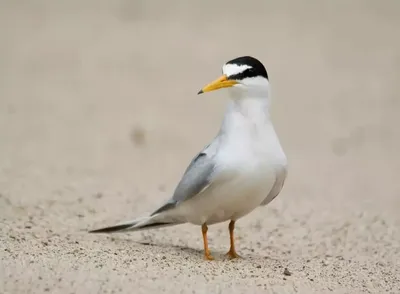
226, 220, 241, 259
202, 224, 214, 260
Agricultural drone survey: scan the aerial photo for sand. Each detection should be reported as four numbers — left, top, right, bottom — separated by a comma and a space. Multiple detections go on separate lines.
1, 1, 400, 293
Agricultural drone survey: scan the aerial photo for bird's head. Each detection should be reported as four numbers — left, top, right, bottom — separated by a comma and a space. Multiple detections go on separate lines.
198, 56, 270, 99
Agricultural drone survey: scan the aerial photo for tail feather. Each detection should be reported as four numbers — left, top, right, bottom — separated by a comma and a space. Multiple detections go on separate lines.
89, 215, 182, 234
89, 222, 136, 233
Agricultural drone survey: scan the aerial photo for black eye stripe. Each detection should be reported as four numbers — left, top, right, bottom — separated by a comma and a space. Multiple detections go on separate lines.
228, 68, 261, 80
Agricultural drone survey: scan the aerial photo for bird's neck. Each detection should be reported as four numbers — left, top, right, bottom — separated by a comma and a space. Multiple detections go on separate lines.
218, 95, 285, 162
221, 96, 272, 132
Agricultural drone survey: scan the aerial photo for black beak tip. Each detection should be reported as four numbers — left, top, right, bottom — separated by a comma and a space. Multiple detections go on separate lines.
197, 89, 203, 95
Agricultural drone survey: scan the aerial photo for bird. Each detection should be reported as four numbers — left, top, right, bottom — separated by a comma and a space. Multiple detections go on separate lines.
89, 56, 288, 260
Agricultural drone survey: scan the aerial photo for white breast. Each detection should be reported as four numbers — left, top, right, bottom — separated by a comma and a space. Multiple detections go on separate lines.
176, 96, 287, 226
177, 130, 280, 225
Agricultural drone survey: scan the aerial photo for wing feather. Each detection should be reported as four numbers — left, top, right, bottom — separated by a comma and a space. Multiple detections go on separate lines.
260, 165, 287, 206
151, 143, 217, 215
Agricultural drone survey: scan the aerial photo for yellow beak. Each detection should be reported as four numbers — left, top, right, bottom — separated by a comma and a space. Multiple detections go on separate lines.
198, 75, 238, 94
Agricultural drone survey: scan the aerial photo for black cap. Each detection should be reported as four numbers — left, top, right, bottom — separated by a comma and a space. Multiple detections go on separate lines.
225, 56, 268, 81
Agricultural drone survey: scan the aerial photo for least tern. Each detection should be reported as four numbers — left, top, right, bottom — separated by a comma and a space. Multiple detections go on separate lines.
90, 56, 288, 260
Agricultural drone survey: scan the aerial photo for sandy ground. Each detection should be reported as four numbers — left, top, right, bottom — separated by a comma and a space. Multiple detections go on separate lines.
1, 1, 400, 293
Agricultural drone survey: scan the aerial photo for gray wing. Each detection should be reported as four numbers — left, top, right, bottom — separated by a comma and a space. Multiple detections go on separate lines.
260, 165, 287, 206
151, 142, 217, 215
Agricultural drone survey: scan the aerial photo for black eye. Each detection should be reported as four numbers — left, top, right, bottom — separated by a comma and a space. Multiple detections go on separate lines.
241, 69, 251, 76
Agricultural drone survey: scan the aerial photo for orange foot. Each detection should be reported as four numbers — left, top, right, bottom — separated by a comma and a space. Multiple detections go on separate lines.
204, 251, 215, 261
226, 248, 241, 259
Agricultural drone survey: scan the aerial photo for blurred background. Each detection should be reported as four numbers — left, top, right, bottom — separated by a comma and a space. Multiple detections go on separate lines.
1, 1, 399, 293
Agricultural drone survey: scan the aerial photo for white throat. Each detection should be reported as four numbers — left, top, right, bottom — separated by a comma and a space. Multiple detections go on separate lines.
221, 95, 271, 133
217, 75, 274, 144
226, 77, 271, 117
214, 76, 286, 168
217, 92, 285, 166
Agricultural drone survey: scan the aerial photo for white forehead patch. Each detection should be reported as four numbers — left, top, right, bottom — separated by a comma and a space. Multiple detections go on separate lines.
222, 64, 252, 77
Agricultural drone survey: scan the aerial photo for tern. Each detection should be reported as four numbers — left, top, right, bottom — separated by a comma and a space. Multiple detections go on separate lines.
89, 56, 288, 260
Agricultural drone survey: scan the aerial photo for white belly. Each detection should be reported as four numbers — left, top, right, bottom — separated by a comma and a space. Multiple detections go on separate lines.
176, 167, 276, 225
